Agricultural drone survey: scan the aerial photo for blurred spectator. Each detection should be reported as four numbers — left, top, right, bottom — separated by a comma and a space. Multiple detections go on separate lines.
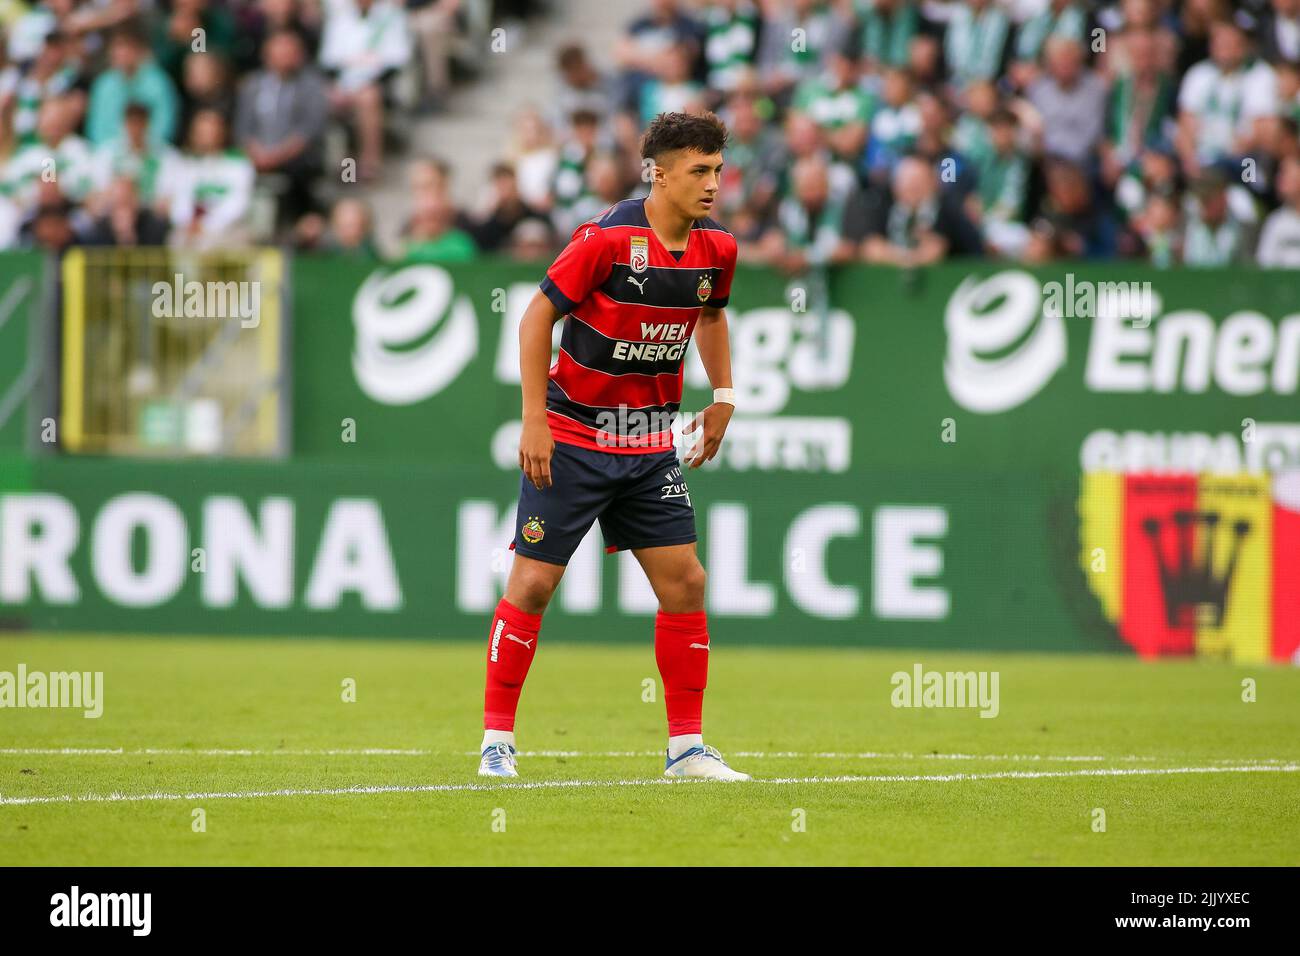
1026, 158, 1115, 260
858, 0, 920, 73
754, 0, 851, 103
760, 154, 865, 271
969, 107, 1031, 257
406, 0, 464, 113
1010, 0, 1088, 90
861, 154, 983, 265
613, 0, 703, 114
235, 29, 328, 225
94, 100, 181, 213
508, 216, 555, 260
792, 49, 871, 167
566, 151, 636, 227
1027, 35, 1107, 165
84, 175, 170, 245
864, 66, 921, 184
169, 108, 255, 246
699, 0, 759, 94
2, 96, 98, 209
550, 109, 606, 235
152, 0, 238, 85
86, 25, 180, 146
465, 161, 549, 252
1100, 27, 1176, 187
639, 42, 706, 125
1176, 18, 1278, 175
509, 106, 559, 210
1257, 153, 1300, 265
552, 45, 614, 130
180, 52, 235, 132
235, 0, 324, 72
942, 0, 1010, 88
404, 189, 477, 262
1131, 190, 1181, 266
318, 0, 412, 179
0, 30, 78, 152
1257, 0, 1300, 66
717, 91, 782, 236
1181, 167, 1257, 265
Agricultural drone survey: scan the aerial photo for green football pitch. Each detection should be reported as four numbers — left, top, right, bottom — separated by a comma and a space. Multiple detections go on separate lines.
1, 635, 1297, 866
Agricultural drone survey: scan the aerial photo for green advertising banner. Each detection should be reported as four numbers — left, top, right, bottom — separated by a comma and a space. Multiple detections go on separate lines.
0, 453, 1112, 650
3, 255, 1299, 659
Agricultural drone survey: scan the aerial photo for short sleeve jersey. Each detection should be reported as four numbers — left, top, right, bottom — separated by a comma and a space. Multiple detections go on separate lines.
538, 197, 738, 453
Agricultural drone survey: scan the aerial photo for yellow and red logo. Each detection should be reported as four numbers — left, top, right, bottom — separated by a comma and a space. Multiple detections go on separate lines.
521, 516, 545, 544
1078, 471, 1300, 664
696, 274, 712, 302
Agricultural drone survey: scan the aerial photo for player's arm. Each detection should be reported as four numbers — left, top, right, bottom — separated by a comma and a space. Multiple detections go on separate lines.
685, 304, 734, 468
519, 290, 563, 490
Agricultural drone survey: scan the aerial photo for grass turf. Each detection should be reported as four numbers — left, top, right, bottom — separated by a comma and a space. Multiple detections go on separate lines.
0, 635, 1297, 866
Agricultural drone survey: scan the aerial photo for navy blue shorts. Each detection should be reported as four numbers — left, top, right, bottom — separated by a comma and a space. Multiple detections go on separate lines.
510, 442, 697, 566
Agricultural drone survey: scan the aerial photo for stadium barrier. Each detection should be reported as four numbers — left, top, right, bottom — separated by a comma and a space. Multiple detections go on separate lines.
0, 253, 1298, 659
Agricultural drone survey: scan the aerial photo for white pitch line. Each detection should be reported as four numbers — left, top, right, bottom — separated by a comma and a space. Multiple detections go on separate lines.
0, 747, 1296, 764
0, 763, 1296, 808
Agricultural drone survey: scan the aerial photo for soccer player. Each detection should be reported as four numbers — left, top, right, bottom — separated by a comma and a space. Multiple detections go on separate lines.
477, 111, 750, 781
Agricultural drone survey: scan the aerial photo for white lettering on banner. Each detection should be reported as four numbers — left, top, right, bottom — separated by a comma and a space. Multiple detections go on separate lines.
1080, 423, 1300, 474
304, 500, 402, 610
352, 265, 477, 404
0, 493, 404, 612
201, 497, 294, 607
92, 494, 188, 607
872, 507, 949, 620
785, 504, 860, 619
0, 494, 80, 603
945, 270, 1300, 411
454, 501, 948, 622
708, 503, 775, 616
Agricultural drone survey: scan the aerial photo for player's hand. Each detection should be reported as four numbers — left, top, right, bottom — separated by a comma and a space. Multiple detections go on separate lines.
683, 402, 733, 469
519, 417, 555, 490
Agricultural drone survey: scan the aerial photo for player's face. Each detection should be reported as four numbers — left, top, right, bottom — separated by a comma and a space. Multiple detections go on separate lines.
657, 149, 724, 220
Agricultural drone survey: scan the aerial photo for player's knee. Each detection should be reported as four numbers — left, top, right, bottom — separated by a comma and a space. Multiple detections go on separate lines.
677, 562, 707, 610
506, 564, 560, 615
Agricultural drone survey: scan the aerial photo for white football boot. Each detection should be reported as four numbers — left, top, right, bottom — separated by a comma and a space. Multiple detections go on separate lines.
663, 744, 752, 781
477, 742, 519, 778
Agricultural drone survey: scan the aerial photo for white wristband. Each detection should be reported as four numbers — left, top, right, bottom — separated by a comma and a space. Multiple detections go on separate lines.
713, 387, 736, 407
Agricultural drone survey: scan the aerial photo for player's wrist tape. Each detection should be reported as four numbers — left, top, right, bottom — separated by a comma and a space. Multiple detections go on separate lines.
713, 387, 736, 407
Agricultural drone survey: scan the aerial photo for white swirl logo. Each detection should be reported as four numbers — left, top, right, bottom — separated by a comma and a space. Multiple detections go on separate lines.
944, 270, 1066, 413
352, 265, 477, 405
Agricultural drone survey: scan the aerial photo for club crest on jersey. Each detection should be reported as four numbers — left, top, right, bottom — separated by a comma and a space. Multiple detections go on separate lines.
521, 516, 545, 544
630, 235, 649, 274
696, 274, 712, 302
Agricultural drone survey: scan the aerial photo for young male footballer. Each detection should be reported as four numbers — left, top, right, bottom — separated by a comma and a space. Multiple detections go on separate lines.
477, 111, 749, 781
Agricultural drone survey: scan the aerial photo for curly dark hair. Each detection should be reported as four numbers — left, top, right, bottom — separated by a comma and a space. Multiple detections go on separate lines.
640, 111, 729, 163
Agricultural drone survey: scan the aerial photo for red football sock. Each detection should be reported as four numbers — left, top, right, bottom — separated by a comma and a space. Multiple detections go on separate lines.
483, 598, 542, 731
654, 609, 709, 736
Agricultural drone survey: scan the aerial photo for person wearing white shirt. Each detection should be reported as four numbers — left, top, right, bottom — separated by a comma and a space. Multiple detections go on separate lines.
318, 0, 412, 180
1257, 155, 1300, 267
1176, 18, 1278, 173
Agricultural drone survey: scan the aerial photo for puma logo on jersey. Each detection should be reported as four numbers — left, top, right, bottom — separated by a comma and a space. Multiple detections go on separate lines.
582, 227, 594, 241
506, 634, 534, 649
689, 642, 709, 651
626, 275, 648, 294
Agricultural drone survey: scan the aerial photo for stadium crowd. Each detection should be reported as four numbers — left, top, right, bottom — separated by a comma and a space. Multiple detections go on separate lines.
429, 0, 1300, 269
0, 0, 516, 253
3, 0, 1300, 269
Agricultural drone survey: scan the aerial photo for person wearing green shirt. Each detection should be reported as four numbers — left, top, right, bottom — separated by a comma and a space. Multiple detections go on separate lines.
86, 26, 180, 146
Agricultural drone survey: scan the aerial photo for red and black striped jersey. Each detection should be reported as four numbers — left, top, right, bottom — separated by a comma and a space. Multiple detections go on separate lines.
538, 197, 738, 454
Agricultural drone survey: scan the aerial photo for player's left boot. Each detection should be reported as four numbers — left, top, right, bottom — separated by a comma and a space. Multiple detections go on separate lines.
663, 744, 751, 781
477, 742, 519, 778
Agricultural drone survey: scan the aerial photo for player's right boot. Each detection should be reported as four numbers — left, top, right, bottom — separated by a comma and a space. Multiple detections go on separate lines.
477, 742, 519, 778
